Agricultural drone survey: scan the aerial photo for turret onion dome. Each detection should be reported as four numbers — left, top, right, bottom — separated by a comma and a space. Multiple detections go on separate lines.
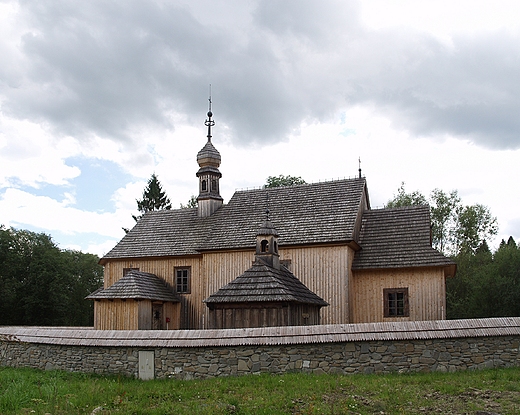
197, 140, 221, 163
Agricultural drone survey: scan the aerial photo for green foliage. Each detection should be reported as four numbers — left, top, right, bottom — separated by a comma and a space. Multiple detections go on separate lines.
386, 183, 513, 319
133, 173, 172, 221
386, 182, 427, 208
429, 189, 461, 255
180, 195, 198, 209
2, 367, 520, 414
386, 183, 498, 256
124, 174, 173, 232
455, 204, 498, 255
264, 175, 306, 188
0, 226, 103, 326
447, 237, 520, 319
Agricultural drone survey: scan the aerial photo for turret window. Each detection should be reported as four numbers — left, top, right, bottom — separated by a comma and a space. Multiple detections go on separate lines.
211, 179, 217, 192
261, 239, 269, 253
201, 180, 207, 192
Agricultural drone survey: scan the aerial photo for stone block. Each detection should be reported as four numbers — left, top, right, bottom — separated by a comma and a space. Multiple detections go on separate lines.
344, 343, 356, 352
237, 359, 249, 371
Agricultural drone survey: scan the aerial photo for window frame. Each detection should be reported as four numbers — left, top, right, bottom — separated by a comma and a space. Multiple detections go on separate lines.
175, 267, 191, 294
383, 287, 409, 318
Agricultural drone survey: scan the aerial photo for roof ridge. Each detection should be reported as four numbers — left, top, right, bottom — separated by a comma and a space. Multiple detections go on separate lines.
234, 176, 366, 193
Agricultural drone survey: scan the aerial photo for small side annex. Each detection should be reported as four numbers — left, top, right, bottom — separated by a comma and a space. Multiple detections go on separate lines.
87, 270, 181, 330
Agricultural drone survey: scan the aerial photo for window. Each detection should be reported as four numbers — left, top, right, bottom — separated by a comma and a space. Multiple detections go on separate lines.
201, 180, 207, 192
211, 179, 217, 192
384, 288, 409, 317
175, 267, 191, 294
261, 239, 269, 252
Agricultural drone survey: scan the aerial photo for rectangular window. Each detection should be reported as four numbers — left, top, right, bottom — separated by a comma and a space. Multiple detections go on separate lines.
175, 267, 190, 294
384, 288, 409, 317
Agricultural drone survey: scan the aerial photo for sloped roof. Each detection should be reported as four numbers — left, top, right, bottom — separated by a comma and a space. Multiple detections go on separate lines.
197, 140, 221, 162
204, 259, 328, 306
102, 178, 367, 261
352, 205, 456, 272
86, 271, 180, 302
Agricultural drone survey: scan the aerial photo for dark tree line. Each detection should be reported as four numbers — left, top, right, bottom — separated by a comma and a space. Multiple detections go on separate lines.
447, 237, 520, 319
0, 226, 103, 326
387, 183, 520, 319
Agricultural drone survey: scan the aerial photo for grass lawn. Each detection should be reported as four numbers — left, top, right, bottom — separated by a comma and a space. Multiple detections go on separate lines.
1, 366, 520, 414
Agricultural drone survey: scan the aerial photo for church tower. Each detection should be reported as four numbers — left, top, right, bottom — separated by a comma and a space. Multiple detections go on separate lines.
196, 98, 223, 217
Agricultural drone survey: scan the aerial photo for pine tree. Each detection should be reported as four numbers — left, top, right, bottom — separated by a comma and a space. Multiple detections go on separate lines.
132, 174, 172, 222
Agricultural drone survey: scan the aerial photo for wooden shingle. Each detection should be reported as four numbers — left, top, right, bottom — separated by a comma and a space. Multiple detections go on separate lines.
101, 178, 367, 261
204, 259, 328, 306
352, 206, 456, 272
86, 270, 180, 302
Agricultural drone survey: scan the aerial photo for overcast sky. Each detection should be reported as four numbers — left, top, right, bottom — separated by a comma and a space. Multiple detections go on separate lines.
1, 0, 520, 256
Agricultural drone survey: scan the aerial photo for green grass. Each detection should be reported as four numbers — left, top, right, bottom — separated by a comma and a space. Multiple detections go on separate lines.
1, 366, 520, 414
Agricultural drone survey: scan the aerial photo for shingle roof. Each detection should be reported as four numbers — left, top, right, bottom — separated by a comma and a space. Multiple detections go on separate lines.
2, 317, 519, 347
86, 271, 180, 302
102, 178, 367, 261
197, 140, 221, 162
204, 259, 328, 306
352, 205, 456, 272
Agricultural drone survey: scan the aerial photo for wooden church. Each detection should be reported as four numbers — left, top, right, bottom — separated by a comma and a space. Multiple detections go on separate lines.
88, 108, 456, 330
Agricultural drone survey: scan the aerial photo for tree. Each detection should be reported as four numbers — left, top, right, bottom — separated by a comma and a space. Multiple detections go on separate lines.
0, 226, 103, 326
429, 189, 460, 255
454, 204, 498, 255
265, 175, 306, 188
124, 174, 172, 231
180, 195, 198, 209
385, 182, 427, 208
60, 250, 104, 326
386, 184, 498, 256
135, 173, 172, 218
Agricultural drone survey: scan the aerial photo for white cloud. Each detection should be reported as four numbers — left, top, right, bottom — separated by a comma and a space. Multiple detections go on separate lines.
0, 0, 519, 256
0, 188, 124, 237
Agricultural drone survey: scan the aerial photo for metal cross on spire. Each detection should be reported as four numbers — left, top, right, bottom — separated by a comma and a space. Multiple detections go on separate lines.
204, 84, 215, 142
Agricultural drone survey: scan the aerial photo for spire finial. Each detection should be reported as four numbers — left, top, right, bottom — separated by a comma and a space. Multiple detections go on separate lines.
204, 84, 214, 142
358, 157, 362, 178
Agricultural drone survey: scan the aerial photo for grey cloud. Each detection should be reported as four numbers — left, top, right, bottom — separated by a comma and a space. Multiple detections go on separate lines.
2, 0, 520, 149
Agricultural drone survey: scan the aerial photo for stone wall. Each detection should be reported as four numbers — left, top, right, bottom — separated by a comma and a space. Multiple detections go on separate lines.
1, 333, 519, 380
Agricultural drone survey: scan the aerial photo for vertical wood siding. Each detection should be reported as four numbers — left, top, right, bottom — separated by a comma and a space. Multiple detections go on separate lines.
351, 267, 446, 323
280, 245, 351, 325
93, 300, 139, 330
102, 244, 353, 329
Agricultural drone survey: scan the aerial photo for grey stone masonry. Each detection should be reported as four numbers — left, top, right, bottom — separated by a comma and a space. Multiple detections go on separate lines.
1, 336, 519, 379
1, 318, 520, 379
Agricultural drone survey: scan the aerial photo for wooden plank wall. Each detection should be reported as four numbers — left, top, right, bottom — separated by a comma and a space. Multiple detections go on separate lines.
350, 267, 446, 323
93, 300, 139, 330
102, 244, 353, 329
281, 245, 351, 325
163, 302, 181, 330
104, 257, 205, 329
138, 301, 151, 330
